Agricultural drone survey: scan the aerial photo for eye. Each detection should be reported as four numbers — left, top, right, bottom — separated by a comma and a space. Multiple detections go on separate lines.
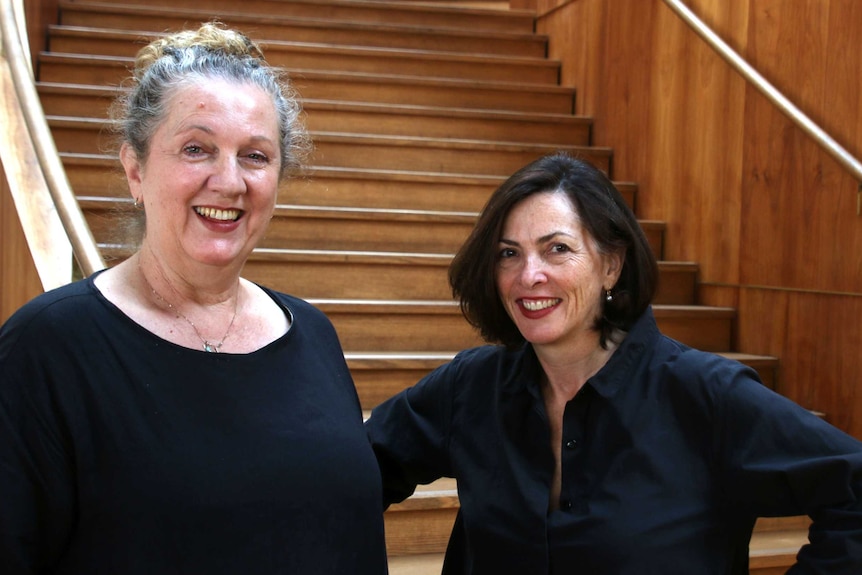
498, 247, 517, 259
246, 152, 271, 164
182, 144, 204, 156
550, 243, 571, 254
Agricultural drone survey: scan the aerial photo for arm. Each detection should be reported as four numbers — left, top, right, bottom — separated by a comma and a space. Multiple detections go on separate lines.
715, 365, 862, 574
0, 315, 76, 574
365, 355, 461, 508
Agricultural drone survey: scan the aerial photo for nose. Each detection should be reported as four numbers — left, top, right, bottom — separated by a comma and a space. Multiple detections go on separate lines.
519, 254, 548, 286
209, 154, 247, 195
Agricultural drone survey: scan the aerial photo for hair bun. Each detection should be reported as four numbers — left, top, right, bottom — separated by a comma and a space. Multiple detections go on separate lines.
133, 21, 265, 80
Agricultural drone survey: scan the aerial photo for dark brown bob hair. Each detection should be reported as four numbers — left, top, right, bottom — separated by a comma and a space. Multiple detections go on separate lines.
449, 152, 658, 349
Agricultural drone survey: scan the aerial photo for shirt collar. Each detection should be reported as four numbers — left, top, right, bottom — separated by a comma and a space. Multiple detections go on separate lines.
503, 307, 661, 400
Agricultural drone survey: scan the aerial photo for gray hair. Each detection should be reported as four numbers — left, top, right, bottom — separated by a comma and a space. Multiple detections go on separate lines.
111, 22, 309, 177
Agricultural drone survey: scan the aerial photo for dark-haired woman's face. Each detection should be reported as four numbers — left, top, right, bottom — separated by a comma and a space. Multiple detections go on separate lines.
495, 192, 621, 353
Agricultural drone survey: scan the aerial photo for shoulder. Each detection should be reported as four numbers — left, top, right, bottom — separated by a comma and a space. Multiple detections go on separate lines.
0, 278, 99, 350
258, 287, 332, 326
444, 344, 517, 378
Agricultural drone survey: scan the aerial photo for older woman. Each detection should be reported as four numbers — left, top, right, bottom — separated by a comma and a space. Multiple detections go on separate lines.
365, 153, 862, 574
0, 24, 386, 574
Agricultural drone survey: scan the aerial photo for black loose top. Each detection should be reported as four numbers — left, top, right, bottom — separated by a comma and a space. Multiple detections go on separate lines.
366, 307, 862, 574
0, 275, 387, 574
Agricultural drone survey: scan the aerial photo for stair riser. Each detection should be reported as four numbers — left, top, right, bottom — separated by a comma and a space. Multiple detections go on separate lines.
306, 109, 591, 147
63, 156, 636, 212
42, 91, 591, 146
308, 140, 610, 177
38, 58, 576, 114
48, 34, 559, 85
83, 202, 664, 261
243, 260, 693, 303
57, 12, 547, 58
50, 123, 607, 177
311, 306, 732, 352
74, 0, 536, 33
384, 508, 456, 557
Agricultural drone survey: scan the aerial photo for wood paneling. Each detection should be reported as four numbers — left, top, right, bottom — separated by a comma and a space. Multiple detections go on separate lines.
538, 0, 862, 437
0, 164, 43, 323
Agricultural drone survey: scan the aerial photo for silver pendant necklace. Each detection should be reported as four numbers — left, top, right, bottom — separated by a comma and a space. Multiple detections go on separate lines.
138, 260, 238, 353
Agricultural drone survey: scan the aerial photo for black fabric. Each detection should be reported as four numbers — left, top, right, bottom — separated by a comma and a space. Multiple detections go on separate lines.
0, 274, 387, 575
366, 307, 862, 574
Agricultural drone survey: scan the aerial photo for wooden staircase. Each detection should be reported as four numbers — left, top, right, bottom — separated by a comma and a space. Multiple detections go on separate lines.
35, 0, 807, 571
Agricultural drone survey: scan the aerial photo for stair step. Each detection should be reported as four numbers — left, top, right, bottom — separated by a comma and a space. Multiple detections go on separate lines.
98, 243, 692, 303
347, 351, 779, 409
37, 57, 577, 114
244, 252, 690, 303
43, 88, 592, 145
41, 83, 591, 147
61, 153, 638, 213
81, 197, 664, 257
47, 26, 561, 85
311, 300, 735, 353
47, 115, 611, 177
68, 0, 537, 34
289, 167, 638, 213
58, 2, 548, 58
308, 133, 610, 177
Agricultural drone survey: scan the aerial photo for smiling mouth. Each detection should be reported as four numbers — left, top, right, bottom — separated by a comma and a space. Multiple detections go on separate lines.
521, 298, 560, 311
194, 206, 242, 222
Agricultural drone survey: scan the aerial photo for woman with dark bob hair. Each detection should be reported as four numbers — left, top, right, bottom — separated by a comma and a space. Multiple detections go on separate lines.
450, 151, 657, 350
366, 152, 862, 574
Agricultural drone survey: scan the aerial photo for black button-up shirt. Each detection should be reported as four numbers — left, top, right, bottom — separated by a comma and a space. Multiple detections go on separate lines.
366, 308, 862, 574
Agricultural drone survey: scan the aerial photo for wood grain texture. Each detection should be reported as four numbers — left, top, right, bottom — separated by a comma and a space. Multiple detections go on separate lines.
538, 0, 862, 437
0, 168, 43, 323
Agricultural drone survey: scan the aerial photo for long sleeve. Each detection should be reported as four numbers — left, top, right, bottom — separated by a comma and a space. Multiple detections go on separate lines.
0, 314, 77, 574
366, 352, 460, 508
714, 364, 862, 573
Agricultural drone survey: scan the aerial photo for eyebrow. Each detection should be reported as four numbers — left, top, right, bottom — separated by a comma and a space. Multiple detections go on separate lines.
499, 231, 575, 245
177, 124, 276, 146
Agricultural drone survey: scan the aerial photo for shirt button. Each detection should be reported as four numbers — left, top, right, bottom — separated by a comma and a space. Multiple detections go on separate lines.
560, 499, 573, 510
565, 439, 577, 449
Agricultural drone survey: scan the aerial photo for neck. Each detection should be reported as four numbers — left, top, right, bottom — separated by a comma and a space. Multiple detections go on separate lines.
138, 245, 239, 307
536, 337, 618, 401
135, 249, 242, 353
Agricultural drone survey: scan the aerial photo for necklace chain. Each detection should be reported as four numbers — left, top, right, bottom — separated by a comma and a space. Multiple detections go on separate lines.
138, 261, 238, 353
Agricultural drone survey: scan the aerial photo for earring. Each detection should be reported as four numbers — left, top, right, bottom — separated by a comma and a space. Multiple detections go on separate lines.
133, 197, 143, 209
605, 289, 613, 302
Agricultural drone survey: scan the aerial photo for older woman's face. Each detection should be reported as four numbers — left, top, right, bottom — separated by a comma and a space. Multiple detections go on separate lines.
121, 78, 281, 270
495, 191, 621, 352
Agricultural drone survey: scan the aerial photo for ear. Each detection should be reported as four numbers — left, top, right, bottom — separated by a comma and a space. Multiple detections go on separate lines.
119, 143, 143, 202
603, 249, 624, 290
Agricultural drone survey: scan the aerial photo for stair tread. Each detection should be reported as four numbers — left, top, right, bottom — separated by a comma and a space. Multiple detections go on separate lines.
66, 0, 537, 33
58, 2, 547, 43
49, 114, 599, 152
50, 24, 558, 66
39, 52, 578, 94
45, 100, 593, 128
83, 198, 663, 238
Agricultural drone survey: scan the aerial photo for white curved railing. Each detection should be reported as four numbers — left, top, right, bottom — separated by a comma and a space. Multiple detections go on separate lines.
661, 0, 862, 216
0, 0, 104, 289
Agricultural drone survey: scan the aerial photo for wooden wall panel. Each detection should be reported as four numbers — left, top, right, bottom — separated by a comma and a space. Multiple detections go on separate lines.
537, 0, 862, 436
0, 163, 43, 323
734, 288, 862, 438
2, 0, 59, 321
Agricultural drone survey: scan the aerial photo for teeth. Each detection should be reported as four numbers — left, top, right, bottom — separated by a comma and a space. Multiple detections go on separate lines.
522, 299, 559, 311
195, 206, 240, 221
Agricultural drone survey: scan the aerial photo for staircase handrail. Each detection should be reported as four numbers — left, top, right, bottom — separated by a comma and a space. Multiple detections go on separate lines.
661, 0, 862, 216
0, 0, 104, 290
